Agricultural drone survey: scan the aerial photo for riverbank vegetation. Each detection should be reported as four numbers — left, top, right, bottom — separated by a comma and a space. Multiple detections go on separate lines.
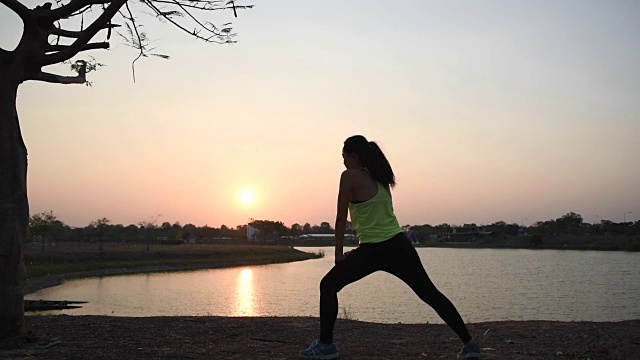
284, 235, 640, 251
24, 243, 321, 280
416, 234, 640, 251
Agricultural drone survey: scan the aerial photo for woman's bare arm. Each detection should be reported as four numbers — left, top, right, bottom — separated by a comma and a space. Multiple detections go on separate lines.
334, 170, 353, 263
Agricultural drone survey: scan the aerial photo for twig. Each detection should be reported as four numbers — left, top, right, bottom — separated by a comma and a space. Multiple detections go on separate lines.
249, 337, 287, 343
40, 339, 62, 349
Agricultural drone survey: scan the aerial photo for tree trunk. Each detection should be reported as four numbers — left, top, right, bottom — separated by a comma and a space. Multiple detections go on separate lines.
0, 60, 28, 339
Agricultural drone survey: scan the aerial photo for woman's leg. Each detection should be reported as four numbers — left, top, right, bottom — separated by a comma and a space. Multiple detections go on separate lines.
381, 234, 472, 343
319, 245, 381, 344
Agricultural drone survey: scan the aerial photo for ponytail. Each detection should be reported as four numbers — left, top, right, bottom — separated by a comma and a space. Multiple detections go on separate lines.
366, 141, 396, 188
343, 135, 396, 188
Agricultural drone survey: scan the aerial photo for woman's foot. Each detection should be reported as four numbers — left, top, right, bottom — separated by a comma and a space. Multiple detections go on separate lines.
299, 339, 339, 359
457, 342, 481, 359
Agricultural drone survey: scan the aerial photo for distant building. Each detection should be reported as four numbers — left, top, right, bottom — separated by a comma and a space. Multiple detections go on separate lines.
407, 230, 420, 245
298, 234, 357, 241
247, 224, 261, 241
442, 226, 492, 242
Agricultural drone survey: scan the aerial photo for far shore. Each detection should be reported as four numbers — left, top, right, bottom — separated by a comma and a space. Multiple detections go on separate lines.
286, 234, 640, 252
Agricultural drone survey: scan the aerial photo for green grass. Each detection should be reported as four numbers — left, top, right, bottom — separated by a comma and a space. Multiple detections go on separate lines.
24, 243, 322, 279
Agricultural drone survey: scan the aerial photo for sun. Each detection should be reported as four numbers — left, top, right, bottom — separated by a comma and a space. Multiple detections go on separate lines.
238, 190, 256, 206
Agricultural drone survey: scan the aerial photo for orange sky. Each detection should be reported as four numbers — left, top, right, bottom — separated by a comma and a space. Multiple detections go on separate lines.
2, 0, 639, 228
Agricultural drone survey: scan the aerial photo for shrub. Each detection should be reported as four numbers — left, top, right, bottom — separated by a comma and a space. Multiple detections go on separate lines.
529, 234, 544, 247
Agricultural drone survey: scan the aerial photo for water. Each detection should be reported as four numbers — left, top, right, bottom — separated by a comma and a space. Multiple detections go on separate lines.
25, 248, 640, 323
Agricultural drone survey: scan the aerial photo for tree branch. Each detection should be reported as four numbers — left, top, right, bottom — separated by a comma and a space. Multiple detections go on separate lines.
141, 0, 232, 43
171, 0, 224, 37
149, 0, 248, 12
50, 27, 82, 38
26, 63, 86, 84
123, 2, 143, 82
40, 0, 127, 66
48, 0, 111, 21
46, 42, 110, 52
51, 24, 120, 38
27, 71, 86, 84
0, 0, 31, 21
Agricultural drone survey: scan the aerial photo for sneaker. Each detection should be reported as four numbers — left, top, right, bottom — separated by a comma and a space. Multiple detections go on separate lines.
299, 339, 339, 359
457, 342, 481, 359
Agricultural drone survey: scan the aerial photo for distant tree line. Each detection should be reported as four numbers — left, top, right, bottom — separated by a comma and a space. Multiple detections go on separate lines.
28, 211, 638, 245
407, 212, 640, 242
26, 212, 345, 244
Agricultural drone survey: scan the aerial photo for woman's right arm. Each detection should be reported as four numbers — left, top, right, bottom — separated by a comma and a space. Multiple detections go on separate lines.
334, 170, 353, 263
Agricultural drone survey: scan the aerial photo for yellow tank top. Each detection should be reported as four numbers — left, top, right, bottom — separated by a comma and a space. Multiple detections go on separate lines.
349, 183, 403, 244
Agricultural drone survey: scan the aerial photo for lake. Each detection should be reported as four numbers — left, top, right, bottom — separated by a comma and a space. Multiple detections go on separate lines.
25, 247, 640, 323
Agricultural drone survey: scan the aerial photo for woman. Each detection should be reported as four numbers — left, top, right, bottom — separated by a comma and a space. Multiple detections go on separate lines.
300, 135, 480, 359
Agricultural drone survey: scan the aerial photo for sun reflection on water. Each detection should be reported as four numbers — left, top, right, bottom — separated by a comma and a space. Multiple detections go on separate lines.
235, 268, 254, 316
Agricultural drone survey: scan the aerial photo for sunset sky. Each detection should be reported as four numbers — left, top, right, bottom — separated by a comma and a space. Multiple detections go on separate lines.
1, 0, 639, 228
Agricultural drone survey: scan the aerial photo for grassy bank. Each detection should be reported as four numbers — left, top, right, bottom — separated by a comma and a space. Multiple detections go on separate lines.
24, 243, 322, 280
418, 234, 640, 251
421, 243, 640, 251
289, 235, 640, 252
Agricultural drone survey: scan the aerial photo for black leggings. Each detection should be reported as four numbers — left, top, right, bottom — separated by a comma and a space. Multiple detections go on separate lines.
319, 233, 472, 344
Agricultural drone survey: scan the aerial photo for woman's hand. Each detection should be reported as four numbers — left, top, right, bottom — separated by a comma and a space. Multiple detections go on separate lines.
334, 250, 350, 264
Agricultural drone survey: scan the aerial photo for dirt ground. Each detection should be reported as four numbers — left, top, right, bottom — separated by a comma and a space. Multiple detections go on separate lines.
1, 316, 638, 359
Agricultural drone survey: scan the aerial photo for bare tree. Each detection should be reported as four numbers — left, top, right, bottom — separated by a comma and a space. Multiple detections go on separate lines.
138, 214, 161, 250
0, 0, 251, 339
